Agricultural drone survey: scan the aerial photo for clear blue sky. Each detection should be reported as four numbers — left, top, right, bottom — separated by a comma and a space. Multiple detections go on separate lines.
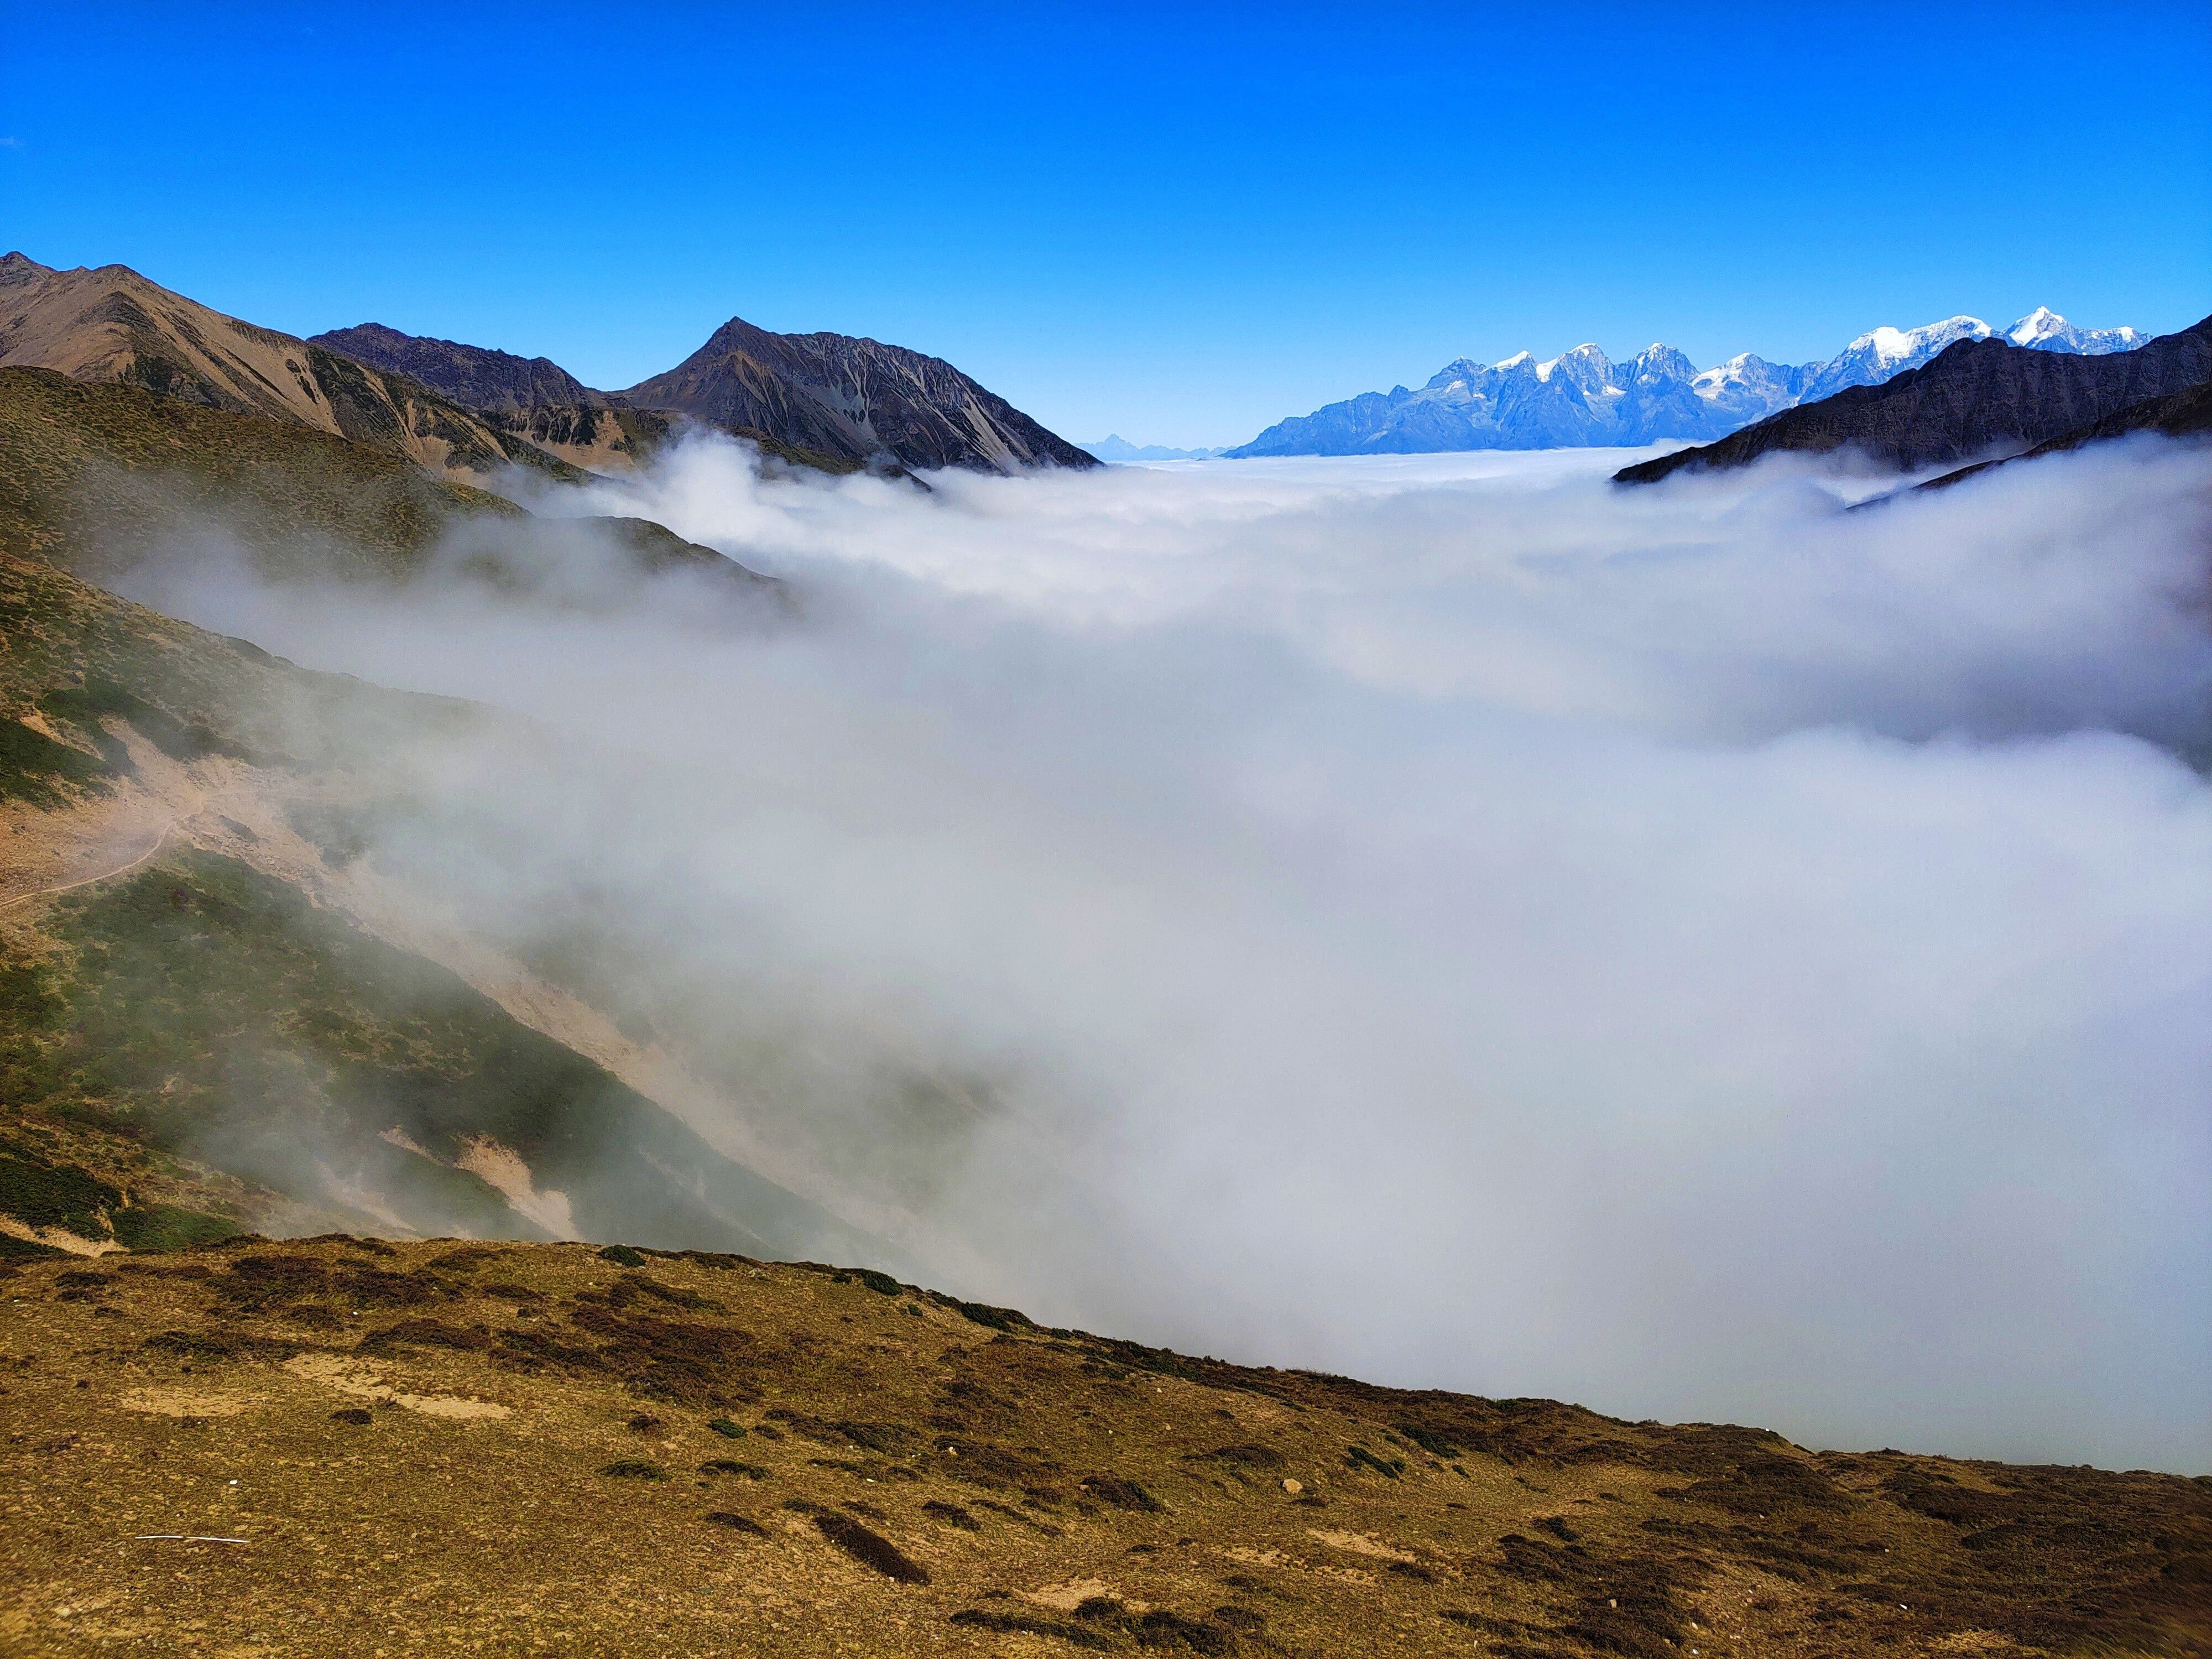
5, 2, 2208, 447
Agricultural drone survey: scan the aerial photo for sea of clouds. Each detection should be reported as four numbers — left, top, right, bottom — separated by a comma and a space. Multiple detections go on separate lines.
132, 434, 2212, 1473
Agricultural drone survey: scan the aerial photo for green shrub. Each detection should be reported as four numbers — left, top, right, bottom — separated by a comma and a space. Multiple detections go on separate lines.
112, 1203, 238, 1251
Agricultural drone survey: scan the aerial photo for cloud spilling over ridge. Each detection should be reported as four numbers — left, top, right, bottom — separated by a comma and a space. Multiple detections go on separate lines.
128, 435, 2212, 1474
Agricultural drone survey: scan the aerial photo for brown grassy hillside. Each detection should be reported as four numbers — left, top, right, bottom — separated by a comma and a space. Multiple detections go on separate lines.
1, 1236, 2205, 1657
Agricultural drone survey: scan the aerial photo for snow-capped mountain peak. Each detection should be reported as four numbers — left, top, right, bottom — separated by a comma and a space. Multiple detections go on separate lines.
2004, 307, 2149, 354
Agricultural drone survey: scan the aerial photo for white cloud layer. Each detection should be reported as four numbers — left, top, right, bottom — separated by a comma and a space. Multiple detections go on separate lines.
133, 435, 2212, 1473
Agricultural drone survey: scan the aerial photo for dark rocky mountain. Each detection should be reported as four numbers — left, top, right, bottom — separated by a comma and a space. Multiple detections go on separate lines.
615, 316, 1098, 473
311, 321, 598, 412
1614, 314, 2212, 484
313, 312, 1092, 477
1915, 378, 2212, 492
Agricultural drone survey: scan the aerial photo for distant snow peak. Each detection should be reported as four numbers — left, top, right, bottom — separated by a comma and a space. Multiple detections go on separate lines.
2005, 306, 2148, 354
1229, 305, 2150, 458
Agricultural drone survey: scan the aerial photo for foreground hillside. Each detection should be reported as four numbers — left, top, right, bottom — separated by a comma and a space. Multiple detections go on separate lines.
2, 1237, 2205, 1657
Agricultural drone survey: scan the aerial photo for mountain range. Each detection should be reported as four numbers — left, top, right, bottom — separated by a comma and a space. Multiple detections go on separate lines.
1228, 309, 2152, 457
1616, 312, 2212, 485
1078, 435, 1229, 462
0, 254, 1094, 481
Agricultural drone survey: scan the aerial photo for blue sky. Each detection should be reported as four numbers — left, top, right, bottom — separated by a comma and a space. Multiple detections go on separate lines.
5, 2, 2208, 447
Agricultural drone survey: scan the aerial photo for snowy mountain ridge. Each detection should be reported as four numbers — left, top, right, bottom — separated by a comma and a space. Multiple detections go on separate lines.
1229, 309, 2150, 457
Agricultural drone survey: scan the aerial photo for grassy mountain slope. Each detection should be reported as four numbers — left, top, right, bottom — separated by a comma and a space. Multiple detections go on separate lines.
0, 254, 578, 484
4, 1235, 2205, 1656
0, 551, 843, 1262
0, 366, 778, 592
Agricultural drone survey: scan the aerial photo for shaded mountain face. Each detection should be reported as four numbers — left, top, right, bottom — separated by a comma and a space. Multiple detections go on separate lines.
1916, 375, 2212, 493
1230, 309, 2150, 458
1614, 314, 2212, 484
307, 323, 692, 476
311, 322, 598, 412
617, 316, 1099, 474
0, 254, 573, 485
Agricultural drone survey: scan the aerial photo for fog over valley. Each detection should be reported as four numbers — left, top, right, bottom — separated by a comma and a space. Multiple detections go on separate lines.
117, 434, 2212, 1475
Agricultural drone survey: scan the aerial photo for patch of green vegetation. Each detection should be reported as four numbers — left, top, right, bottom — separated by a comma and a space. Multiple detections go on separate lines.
808, 1509, 930, 1584
109, 1203, 238, 1251
0, 718, 118, 805
0, 850, 856, 1251
945, 1296, 1031, 1333
699, 1459, 769, 1479
41, 677, 260, 766
600, 1459, 665, 1480
0, 1233, 64, 1259
1345, 1444, 1405, 1479
0, 1140, 118, 1237
707, 1417, 747, 1439
848, 1267, 902, 1297
598, 1244, 646, 1268
1394, 1422, 1462, 1459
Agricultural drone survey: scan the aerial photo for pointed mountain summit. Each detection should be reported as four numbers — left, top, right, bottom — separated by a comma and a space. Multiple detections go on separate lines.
2004, 305, 2151, 354
614, 316, 1098, 474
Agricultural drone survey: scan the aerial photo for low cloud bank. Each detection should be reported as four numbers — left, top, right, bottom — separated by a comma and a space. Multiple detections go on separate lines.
133, 436, 2212, 1473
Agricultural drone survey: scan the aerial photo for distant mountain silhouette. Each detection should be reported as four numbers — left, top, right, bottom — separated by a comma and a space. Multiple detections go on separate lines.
1614, 315, 2212, 484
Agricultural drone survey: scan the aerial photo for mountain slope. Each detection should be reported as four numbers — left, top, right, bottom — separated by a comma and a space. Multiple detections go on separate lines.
5, 1234, 2208, 1657
1915, 377, 2212, 492
311, 321, 862, 476
1230, 309, 2151, 458
310, 322, 598, 412
0, 254, 576, 484
1614, 314, 2212, 483
0, 365, 777, 594
617, 316, 1099, 474
0, 551, 847, 1261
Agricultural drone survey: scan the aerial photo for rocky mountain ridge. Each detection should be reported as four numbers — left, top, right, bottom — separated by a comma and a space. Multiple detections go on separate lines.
1229, 308, 2152, 457
315, 314, 1097, 477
